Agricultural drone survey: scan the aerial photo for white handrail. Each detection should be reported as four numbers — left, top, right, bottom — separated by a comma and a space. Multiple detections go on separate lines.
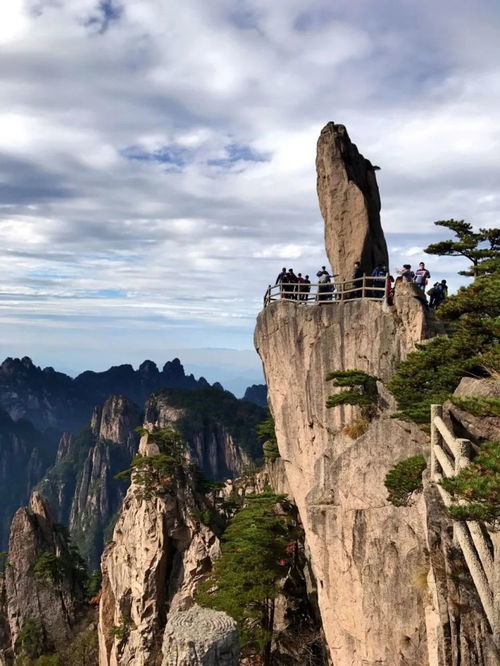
263, 275, 389, 306
430, 404, 497, 636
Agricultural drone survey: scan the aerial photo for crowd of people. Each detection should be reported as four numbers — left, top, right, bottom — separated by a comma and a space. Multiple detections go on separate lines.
272, 260, 448, 308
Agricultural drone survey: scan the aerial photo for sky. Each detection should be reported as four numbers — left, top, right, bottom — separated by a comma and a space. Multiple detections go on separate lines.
1, 0, 499, 395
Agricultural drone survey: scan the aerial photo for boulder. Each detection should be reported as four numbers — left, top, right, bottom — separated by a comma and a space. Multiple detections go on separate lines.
161, 606, 239, 666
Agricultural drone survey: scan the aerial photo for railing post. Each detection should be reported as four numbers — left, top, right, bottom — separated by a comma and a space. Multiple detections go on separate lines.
362, 275, 366, 298
455, 438, 471, 473
430, 404, 442, 481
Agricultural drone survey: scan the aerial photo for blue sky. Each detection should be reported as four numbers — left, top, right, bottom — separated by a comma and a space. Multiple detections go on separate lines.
1, 0, 499, 394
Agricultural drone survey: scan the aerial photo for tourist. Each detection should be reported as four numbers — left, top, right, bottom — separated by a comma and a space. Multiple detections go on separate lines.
413, 262, 431, 291
371, 263, 388, 298
296, 272, 305, 300
303, 275, 311, 302
286, 268, 298, 300
316, 266, 332, 302
275, 267, 287, 299
351, 261, 363, 299
428, 279, 448, 309
397, 264, 414, 282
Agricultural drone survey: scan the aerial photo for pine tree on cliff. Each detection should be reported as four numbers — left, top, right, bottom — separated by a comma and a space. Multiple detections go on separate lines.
389, 220, 499, 424
197, 493, 296, 665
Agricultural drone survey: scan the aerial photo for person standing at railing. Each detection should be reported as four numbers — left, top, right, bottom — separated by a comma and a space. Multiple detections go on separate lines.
285, 268, 298, 299
302, 275, 311, 301
371, 263, 388, 298
351, 261, 363, 299
296, 272, 305, 301
316, 265, 338, 301
275, 267, 287, 298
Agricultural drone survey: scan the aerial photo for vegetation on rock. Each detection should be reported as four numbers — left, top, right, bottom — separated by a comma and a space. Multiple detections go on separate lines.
257, 411, 280, 461
197, 492, 298, 665
384, 455, 427, 507
114, 428, 185, 500
440, 441, 500, 528
326, 370, 378, 423
389, 219, 500, 424
155, 387, 266, 460
450, 395, 500, 417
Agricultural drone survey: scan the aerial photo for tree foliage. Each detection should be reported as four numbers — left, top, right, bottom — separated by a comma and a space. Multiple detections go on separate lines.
389, 221, 500, 424
256, 411, 280, 461
440, 441, 500, 528
326, 370, 378, 419
424, 219, 500, 277
384, 455, 427, 507
197, 493, 297, 662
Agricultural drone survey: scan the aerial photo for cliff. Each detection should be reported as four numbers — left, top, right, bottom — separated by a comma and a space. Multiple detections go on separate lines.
144, 388, 266, 479
38, 395, 142, 569
255, 122, 499, 665
3, 492, 85, 657
255, 291, 436, 664
98, 431, 227, 666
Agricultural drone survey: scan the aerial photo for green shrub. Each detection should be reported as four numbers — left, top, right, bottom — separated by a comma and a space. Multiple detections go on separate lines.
109, 613, 133, 641
262, 439, 280, 461
441, 441, 500, 528
86, 570, 102, 599
33, 553, 65, 585
450, 396, 500, 417
384, 455, 427, 507
15, 619, 45, 659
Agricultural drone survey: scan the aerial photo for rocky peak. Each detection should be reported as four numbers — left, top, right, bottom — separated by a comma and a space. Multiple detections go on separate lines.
90, 394, 142, 449
316, 121, 388, 282
4, 491, 84, 655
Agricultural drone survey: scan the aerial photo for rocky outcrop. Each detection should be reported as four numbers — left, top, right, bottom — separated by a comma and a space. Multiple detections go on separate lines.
256, 296, 432, 664
4, 492, 84, 655
39, 396, 141, 569
144, 389, 264, 480
447, 377, 500, 443
256, 122, 498, 664
316, 122, 388, 282
161, 606, 239, 666
98, 433, 221, 666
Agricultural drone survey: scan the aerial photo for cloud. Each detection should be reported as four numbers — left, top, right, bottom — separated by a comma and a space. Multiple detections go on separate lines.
0, 0, 498, 371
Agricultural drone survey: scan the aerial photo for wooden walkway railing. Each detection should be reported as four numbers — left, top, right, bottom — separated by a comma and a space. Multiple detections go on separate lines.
431, 404, 498, 637
263, 275, 389, 306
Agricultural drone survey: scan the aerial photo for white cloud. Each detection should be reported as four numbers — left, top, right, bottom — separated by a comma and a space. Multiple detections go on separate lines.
0, 0, 499, 371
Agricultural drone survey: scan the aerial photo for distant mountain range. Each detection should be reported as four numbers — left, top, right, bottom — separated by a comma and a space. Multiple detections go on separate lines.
0, 356, 267, 554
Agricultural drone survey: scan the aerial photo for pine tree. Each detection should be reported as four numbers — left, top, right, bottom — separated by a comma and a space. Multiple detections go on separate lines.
197, 493, 296, 664
424, 219, 499, 277
389, 221, 500, 423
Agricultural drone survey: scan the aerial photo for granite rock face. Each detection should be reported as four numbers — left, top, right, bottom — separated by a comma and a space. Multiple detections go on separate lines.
98, 433, 221, 666
161, 606, 239, 666
144, 391, 254, 480
255, 295, 435, 664
4, 492, 83, 654
316, 122, 388, 282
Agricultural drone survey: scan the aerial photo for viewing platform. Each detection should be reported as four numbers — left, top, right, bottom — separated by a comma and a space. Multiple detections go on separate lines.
263, 275, 389, 307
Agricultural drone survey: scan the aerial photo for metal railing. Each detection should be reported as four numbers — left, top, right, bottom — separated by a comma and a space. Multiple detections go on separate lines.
430, 405, 498, 636
263, 275, 389, 306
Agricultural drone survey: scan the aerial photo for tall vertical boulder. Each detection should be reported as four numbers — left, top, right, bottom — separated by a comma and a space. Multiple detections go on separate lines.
316, 122, 388, 282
